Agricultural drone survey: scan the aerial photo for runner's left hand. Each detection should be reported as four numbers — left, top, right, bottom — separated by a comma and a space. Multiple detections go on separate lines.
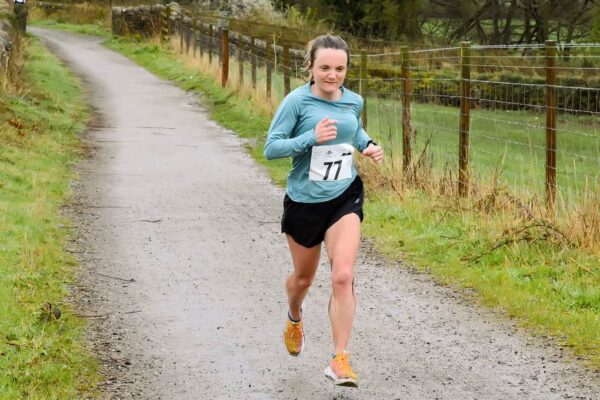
362, 144, 383, 164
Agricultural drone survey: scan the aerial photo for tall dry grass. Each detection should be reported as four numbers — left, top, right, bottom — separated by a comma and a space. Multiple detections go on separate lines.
168, 34, 282, 116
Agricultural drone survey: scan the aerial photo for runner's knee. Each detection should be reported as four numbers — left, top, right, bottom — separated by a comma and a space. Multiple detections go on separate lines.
291, 275, 314, 291
331, 267, 353, 290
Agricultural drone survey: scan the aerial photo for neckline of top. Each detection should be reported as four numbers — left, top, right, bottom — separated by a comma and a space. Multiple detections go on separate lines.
306, 82, 346, 103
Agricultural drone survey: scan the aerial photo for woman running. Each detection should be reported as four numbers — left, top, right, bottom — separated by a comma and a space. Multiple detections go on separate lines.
264, 34, 383, 388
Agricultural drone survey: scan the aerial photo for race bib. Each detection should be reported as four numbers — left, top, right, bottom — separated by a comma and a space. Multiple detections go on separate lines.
309, 144, 354, 181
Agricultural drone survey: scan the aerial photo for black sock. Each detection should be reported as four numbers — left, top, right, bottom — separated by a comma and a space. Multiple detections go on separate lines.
288, 311, 301, 323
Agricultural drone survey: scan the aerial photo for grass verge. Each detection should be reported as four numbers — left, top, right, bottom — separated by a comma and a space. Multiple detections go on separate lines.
31, 23, 600, 370
0, 36, 99, 398
31, 19, 111, 38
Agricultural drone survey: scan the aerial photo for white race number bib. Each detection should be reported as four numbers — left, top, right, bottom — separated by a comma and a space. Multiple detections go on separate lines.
309, 144, 354, 181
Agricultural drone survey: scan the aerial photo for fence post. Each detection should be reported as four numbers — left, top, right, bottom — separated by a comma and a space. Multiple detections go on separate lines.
251, 37, 257, 89
238, 37, 244, 87
458, 41, 471, 197
401, 46, 412, 174
217, 27, 222, 65
545, 40, 558, 211
185, 22, 191, 55
157, 6, 163, 41
191, 17, 196, 58
283, 45, 291, 96
179, 15, 184, 53
208, 24, 213, 65
266, 42, 272, 99
185, 22, 194, 56
360, 50, 368, 129
198, 26, 204, 57
221, 28, 229, 87
160, 6, 169, 43
192, 30, 197, 58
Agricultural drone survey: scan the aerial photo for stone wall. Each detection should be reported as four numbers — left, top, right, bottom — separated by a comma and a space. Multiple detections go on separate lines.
0, 1, 16, 75
112, 2, 181, 37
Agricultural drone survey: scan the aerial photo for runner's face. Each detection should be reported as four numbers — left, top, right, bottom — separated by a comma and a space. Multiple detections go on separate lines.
310, 48, 347, 99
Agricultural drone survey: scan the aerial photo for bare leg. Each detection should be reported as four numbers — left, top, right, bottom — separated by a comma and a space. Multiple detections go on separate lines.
285, 235, 321, 321
324, 213, 361, 354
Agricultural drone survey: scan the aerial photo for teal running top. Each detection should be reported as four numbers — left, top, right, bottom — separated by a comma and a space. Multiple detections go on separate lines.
264, 83, 372, 203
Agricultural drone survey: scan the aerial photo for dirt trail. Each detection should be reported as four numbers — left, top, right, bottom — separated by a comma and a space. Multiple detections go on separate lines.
32, 27, 600, 399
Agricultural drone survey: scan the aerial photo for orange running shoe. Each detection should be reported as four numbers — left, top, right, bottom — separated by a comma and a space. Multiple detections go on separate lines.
283, 319, 304, 356
324, 351, 358, 387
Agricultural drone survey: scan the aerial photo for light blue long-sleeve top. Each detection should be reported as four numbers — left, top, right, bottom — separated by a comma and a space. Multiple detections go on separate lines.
264, 82, 372, 203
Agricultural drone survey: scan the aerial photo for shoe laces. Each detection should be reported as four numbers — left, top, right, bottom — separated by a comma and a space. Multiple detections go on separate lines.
287, 321, 302, 340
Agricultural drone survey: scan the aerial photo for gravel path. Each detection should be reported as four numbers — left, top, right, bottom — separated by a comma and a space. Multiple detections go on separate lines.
32, 27, 600, 400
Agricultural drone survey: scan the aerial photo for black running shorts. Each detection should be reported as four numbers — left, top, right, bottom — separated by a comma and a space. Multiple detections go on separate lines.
281, 176, 364, 248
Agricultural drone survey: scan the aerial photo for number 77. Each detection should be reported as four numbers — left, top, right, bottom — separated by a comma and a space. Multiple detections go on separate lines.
323, 160, 342, 180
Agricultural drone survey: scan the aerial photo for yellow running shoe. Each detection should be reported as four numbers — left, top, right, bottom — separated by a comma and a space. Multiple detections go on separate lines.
324, 351, 358, 387
283, 319, 304, 356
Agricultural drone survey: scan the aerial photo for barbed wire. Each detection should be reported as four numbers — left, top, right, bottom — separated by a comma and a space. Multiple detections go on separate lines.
460, 63, 600, 71
471, 114, 545, 129
472, 44, 547, 50
472, 132, 547, 153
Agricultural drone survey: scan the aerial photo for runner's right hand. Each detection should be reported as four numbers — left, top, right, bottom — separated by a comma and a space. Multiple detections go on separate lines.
315, 117, 337, 144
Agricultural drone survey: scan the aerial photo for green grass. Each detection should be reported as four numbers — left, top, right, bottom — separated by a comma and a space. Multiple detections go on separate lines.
366, 99, 600, 205
31, 20, 111, 37
0, 37, 100, 398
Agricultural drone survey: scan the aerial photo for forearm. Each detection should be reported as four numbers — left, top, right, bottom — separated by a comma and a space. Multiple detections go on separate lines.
264, 129, 317, 160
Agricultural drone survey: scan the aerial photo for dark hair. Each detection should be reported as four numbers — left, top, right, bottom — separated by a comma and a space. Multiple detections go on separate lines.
304, 34, 350, 81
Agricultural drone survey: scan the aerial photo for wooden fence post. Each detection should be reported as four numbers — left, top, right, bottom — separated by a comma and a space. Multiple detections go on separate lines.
360, 50, 368, 129
458, 41, 471, 197
283, 45, 291, 96
160, 5, 169, 43
179, 15, 184, 53
545, 40, 558, 211
192, 30, 197, 57
215, 26, 223, 65
221, 28, 229, 87
191, 17, 197, 58
14, 1, 27, 32
199, 25, 204, 57
185, 22, 191, 55
401, 46, 412, 174
238, 38, 244, 87
208, 24, 213, 65
266, 42, 272, 99
251, 37, 257, 89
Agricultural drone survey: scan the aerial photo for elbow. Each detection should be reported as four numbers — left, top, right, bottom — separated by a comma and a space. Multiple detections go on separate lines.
263, 143, 276, 160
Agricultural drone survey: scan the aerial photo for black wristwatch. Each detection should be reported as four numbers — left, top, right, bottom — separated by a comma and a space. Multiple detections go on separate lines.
366, 140, 377, 147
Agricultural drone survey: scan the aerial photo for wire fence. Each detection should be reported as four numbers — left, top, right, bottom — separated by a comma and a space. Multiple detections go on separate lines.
96, 6, 600, 212
167, 13, 600, 211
